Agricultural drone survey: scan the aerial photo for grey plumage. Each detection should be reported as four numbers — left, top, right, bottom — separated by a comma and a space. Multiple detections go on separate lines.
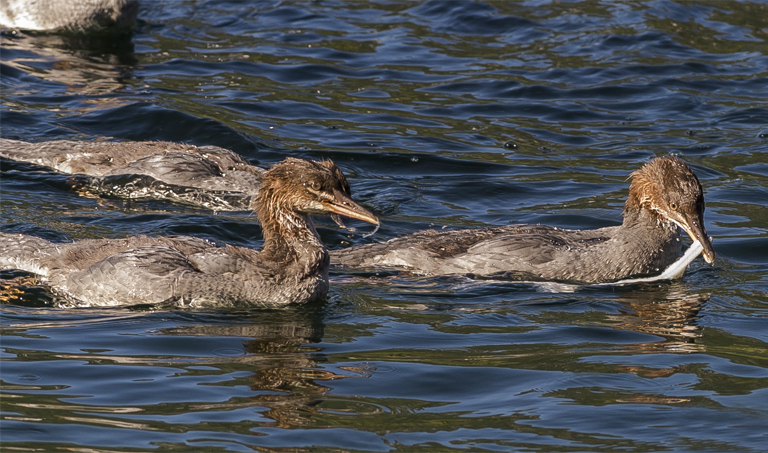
332, 155, 713, 284
0, 0, 138, 32
0, 158, 378, 307
0, 139, 265, 211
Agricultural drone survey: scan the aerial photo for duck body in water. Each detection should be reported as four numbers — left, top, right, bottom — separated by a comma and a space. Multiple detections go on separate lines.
0, 0, 138, 33
332, 155, 714, 284
0, 157, 378, 307
0, 139, 265, 211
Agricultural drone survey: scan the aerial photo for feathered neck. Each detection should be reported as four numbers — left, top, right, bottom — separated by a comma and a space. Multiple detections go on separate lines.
254, 176, 322, 263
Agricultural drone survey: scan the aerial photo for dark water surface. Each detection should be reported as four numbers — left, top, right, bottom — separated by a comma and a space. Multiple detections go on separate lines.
2, 1, 768, 451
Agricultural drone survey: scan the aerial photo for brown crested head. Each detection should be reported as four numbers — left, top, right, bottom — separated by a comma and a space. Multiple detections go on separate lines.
256, 157, 379, 228
624, 154, 714, 263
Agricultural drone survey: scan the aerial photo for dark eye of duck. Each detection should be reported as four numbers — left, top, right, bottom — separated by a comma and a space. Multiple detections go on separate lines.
304, 180, 322, 191
669, 201, 678, 210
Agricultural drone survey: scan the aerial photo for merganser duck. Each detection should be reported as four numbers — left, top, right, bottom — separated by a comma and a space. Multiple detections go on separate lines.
331, 155, 714, 284
0, 138, 265, 211
0, 157, 379, 307
0, 0, 138, 33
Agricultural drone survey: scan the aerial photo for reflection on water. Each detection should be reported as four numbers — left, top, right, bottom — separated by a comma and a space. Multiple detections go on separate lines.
160, 307, 334, 430
1, 275, 766, 450
0, 282, 712, 429
608, 283, 709, 354
1, 31, 136, 98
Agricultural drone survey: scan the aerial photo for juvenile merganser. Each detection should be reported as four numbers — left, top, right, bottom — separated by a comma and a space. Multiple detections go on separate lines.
0, 0, 138, 33
0, 138, 264, 211
331, 155, 714, 284
0, 157, 379, 307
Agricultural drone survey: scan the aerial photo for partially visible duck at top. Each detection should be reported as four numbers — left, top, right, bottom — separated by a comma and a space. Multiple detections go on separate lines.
0, 0, 138, 33
332, 155, 714, 284
0, 157, 379, 307
0, 138, 265, 211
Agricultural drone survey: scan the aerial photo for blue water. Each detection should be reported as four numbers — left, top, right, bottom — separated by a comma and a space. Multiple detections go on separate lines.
2, 1, 767, 451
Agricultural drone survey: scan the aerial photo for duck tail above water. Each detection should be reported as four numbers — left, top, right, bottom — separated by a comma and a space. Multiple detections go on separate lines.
0, 232, 55, 277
